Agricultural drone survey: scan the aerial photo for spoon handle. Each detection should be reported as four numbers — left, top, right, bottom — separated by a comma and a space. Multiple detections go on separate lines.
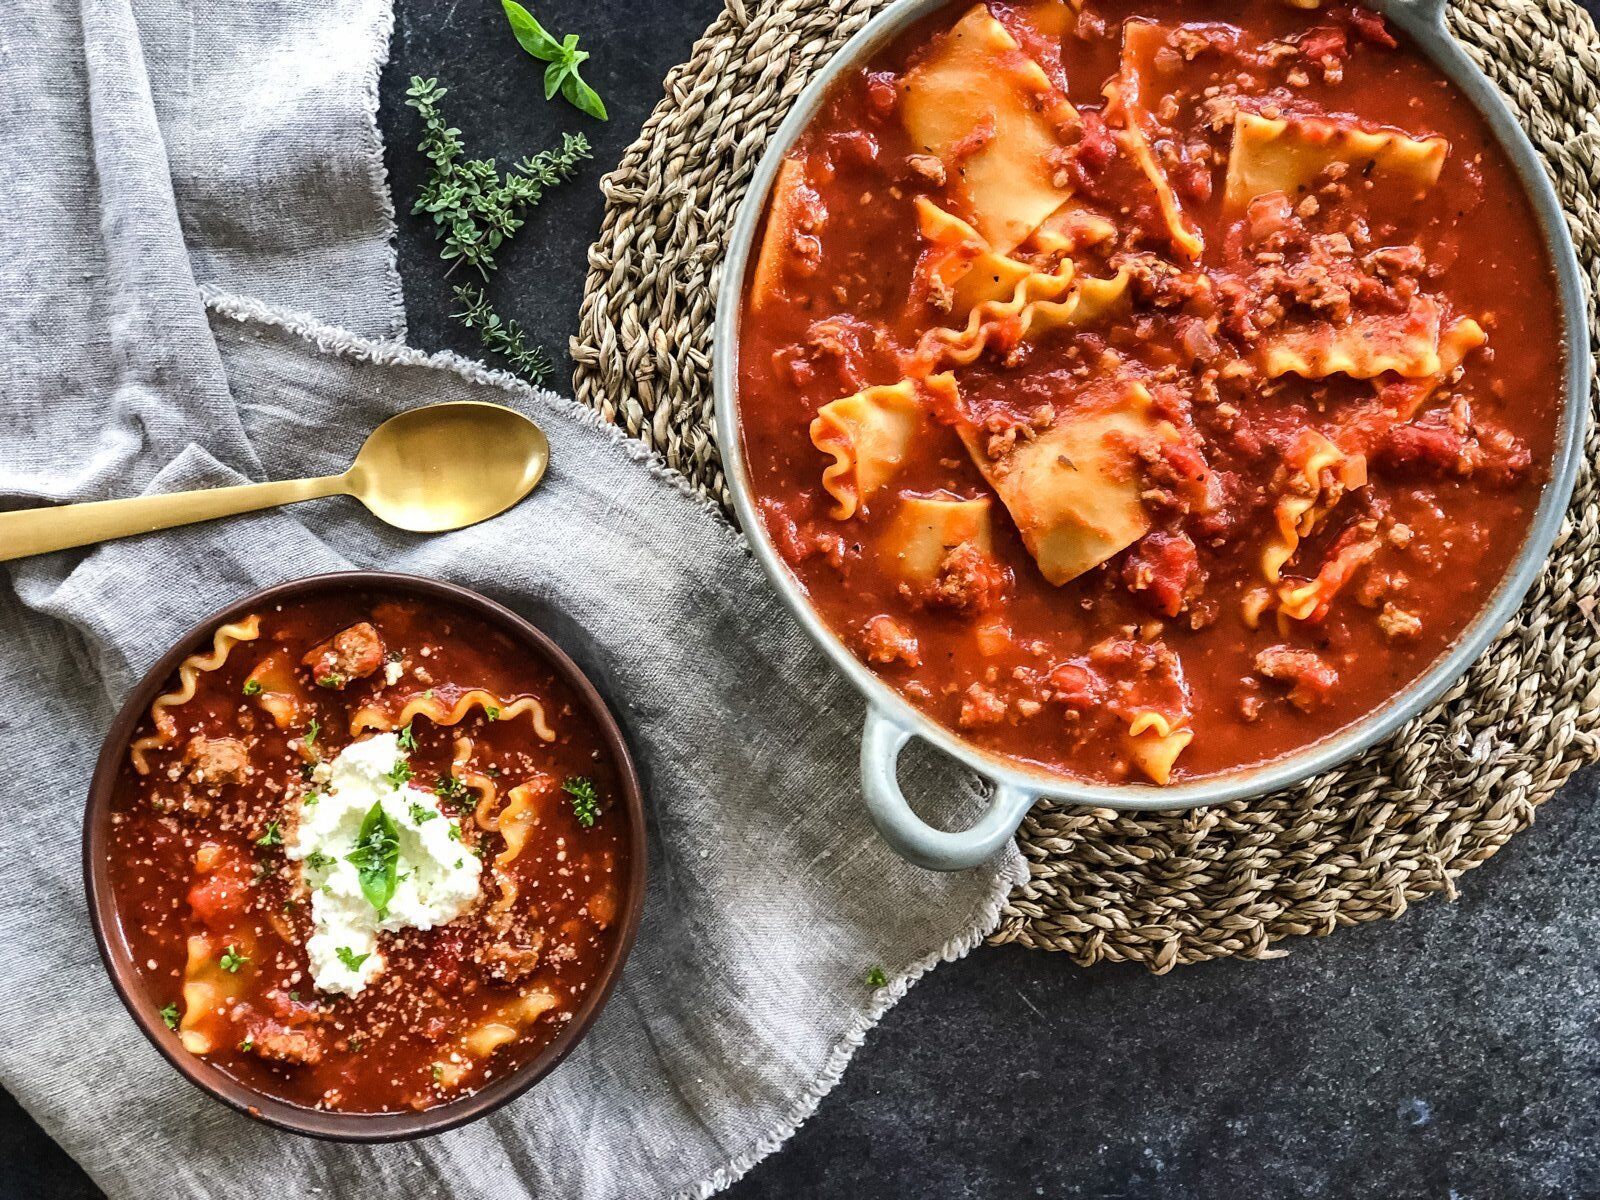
0, 475, 349, 563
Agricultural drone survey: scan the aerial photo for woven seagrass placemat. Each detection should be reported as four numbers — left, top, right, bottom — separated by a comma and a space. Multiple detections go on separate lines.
572, 0, 1600, 969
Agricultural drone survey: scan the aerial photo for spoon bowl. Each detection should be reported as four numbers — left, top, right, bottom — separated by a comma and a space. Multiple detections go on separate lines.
0, 400, 551, 562
345, 402, 550, 532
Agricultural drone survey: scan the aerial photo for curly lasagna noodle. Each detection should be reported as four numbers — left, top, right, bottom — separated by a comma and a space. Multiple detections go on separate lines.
107, 591, 629, 1113
740, 0, 1563, 784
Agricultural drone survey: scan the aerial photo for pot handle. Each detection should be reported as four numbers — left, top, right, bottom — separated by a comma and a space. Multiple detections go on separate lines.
859, 704, 1038, 871
1391, 0, 1448, 27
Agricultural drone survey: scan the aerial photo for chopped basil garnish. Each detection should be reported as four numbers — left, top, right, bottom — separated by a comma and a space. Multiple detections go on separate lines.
346, 801, 401, 917
335, 947, 370, 972
563, 776, 599, 828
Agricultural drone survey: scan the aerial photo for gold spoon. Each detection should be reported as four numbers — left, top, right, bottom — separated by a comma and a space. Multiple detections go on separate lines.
0, 402, 550, 563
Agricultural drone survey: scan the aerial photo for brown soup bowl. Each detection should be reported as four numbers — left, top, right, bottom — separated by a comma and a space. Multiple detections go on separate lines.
83, 571, 647, 1141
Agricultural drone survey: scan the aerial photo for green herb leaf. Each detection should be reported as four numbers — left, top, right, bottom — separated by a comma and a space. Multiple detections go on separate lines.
219, 945, 249, 974
450, 283, 555, 382
563, 776, 599, 828
159, 1003, 180, 1031
242, 678, 263, 696
336, 946, 371, 972
435, 774, 471, 811
305, 717, 321, 746
384, 759, 414, 788
866, 966, 888, 989
409, 801, 438, 825
561, 70, 608, 121
500, 4, 607, 121
304, 850, 334, 871
316, 672, 345, 690
405, 77, 589, 283
501, 0, 562, 60
485, 705, 500, 722
346, 801, 401, 917
239, 1037, 254, 1053
255, 820, 282, 848
447, 821, 463, 843
398, 723, 417, 752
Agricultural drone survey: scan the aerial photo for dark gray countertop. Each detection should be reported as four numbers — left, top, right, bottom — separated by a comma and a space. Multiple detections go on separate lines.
11, 1, 1598, 1195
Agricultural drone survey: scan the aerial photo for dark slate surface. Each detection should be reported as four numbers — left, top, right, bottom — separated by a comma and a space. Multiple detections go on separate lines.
12, 1, 1599, 1196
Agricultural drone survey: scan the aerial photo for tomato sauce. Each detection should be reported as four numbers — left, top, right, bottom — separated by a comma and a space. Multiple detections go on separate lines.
737, 0, 1564, 783
106, 591, 632, 1113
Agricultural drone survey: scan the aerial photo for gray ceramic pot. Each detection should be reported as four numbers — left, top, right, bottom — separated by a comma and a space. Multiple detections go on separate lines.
713, 0, 1590, 870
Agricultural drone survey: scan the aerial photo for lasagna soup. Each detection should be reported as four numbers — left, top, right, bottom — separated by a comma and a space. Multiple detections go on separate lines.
106, 591, 631, 1113
739, 0, 1564, 784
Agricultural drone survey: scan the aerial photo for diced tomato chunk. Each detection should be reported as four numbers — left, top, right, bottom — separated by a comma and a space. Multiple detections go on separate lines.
864, 71, 899, 119
1122, 530, 1203, 618
1045, 661, 1103, 713
1075, 110, 1116, 173
1346, 5, 1398, 48
185, 850, 254, 931
1299, 25, 1350, 61
1376, 413, 1531, 485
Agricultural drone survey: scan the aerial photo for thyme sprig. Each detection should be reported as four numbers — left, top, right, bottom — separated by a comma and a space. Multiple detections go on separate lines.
405, 77, 590, 278
452, 283, 554, 382
404, 76, 590, 382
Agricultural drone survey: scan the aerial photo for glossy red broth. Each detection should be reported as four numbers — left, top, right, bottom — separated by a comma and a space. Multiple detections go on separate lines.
737, 0, 1564, 784
106, 591, 631, 1113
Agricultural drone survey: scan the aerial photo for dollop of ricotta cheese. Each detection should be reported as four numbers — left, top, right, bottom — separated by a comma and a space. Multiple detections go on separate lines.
287, 732, 481, 996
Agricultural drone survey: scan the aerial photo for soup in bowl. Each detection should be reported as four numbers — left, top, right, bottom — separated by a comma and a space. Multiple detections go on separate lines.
86, 573, 645, 1138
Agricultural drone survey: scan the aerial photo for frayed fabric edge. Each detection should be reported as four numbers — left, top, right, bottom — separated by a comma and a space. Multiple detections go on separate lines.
357, 0, 409, 344
673, 848, 1028, 1200
199, 287, 744, 546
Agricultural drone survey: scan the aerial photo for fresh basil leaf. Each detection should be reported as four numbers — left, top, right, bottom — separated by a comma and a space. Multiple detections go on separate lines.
544, 59, 566, 102
501, 0, 561, 60
346, 800, 400, 917
562, 71, 608, 122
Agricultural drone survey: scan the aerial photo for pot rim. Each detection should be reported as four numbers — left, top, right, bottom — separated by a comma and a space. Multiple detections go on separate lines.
711, 0, 1590, 818
83, 570, 648, 1141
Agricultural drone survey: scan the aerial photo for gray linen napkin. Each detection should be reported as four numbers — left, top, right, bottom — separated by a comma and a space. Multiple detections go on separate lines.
0, 2, 1025, 1198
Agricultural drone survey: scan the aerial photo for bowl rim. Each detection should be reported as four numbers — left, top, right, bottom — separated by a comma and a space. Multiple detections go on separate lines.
710, 0, 1592, 813
82, 570, 648, 1142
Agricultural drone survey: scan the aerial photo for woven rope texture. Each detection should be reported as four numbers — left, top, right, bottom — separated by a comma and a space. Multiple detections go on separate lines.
571, 0, 1600, 970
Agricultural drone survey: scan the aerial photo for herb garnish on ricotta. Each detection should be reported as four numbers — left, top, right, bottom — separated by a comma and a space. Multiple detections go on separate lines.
287, 732, 481, 996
